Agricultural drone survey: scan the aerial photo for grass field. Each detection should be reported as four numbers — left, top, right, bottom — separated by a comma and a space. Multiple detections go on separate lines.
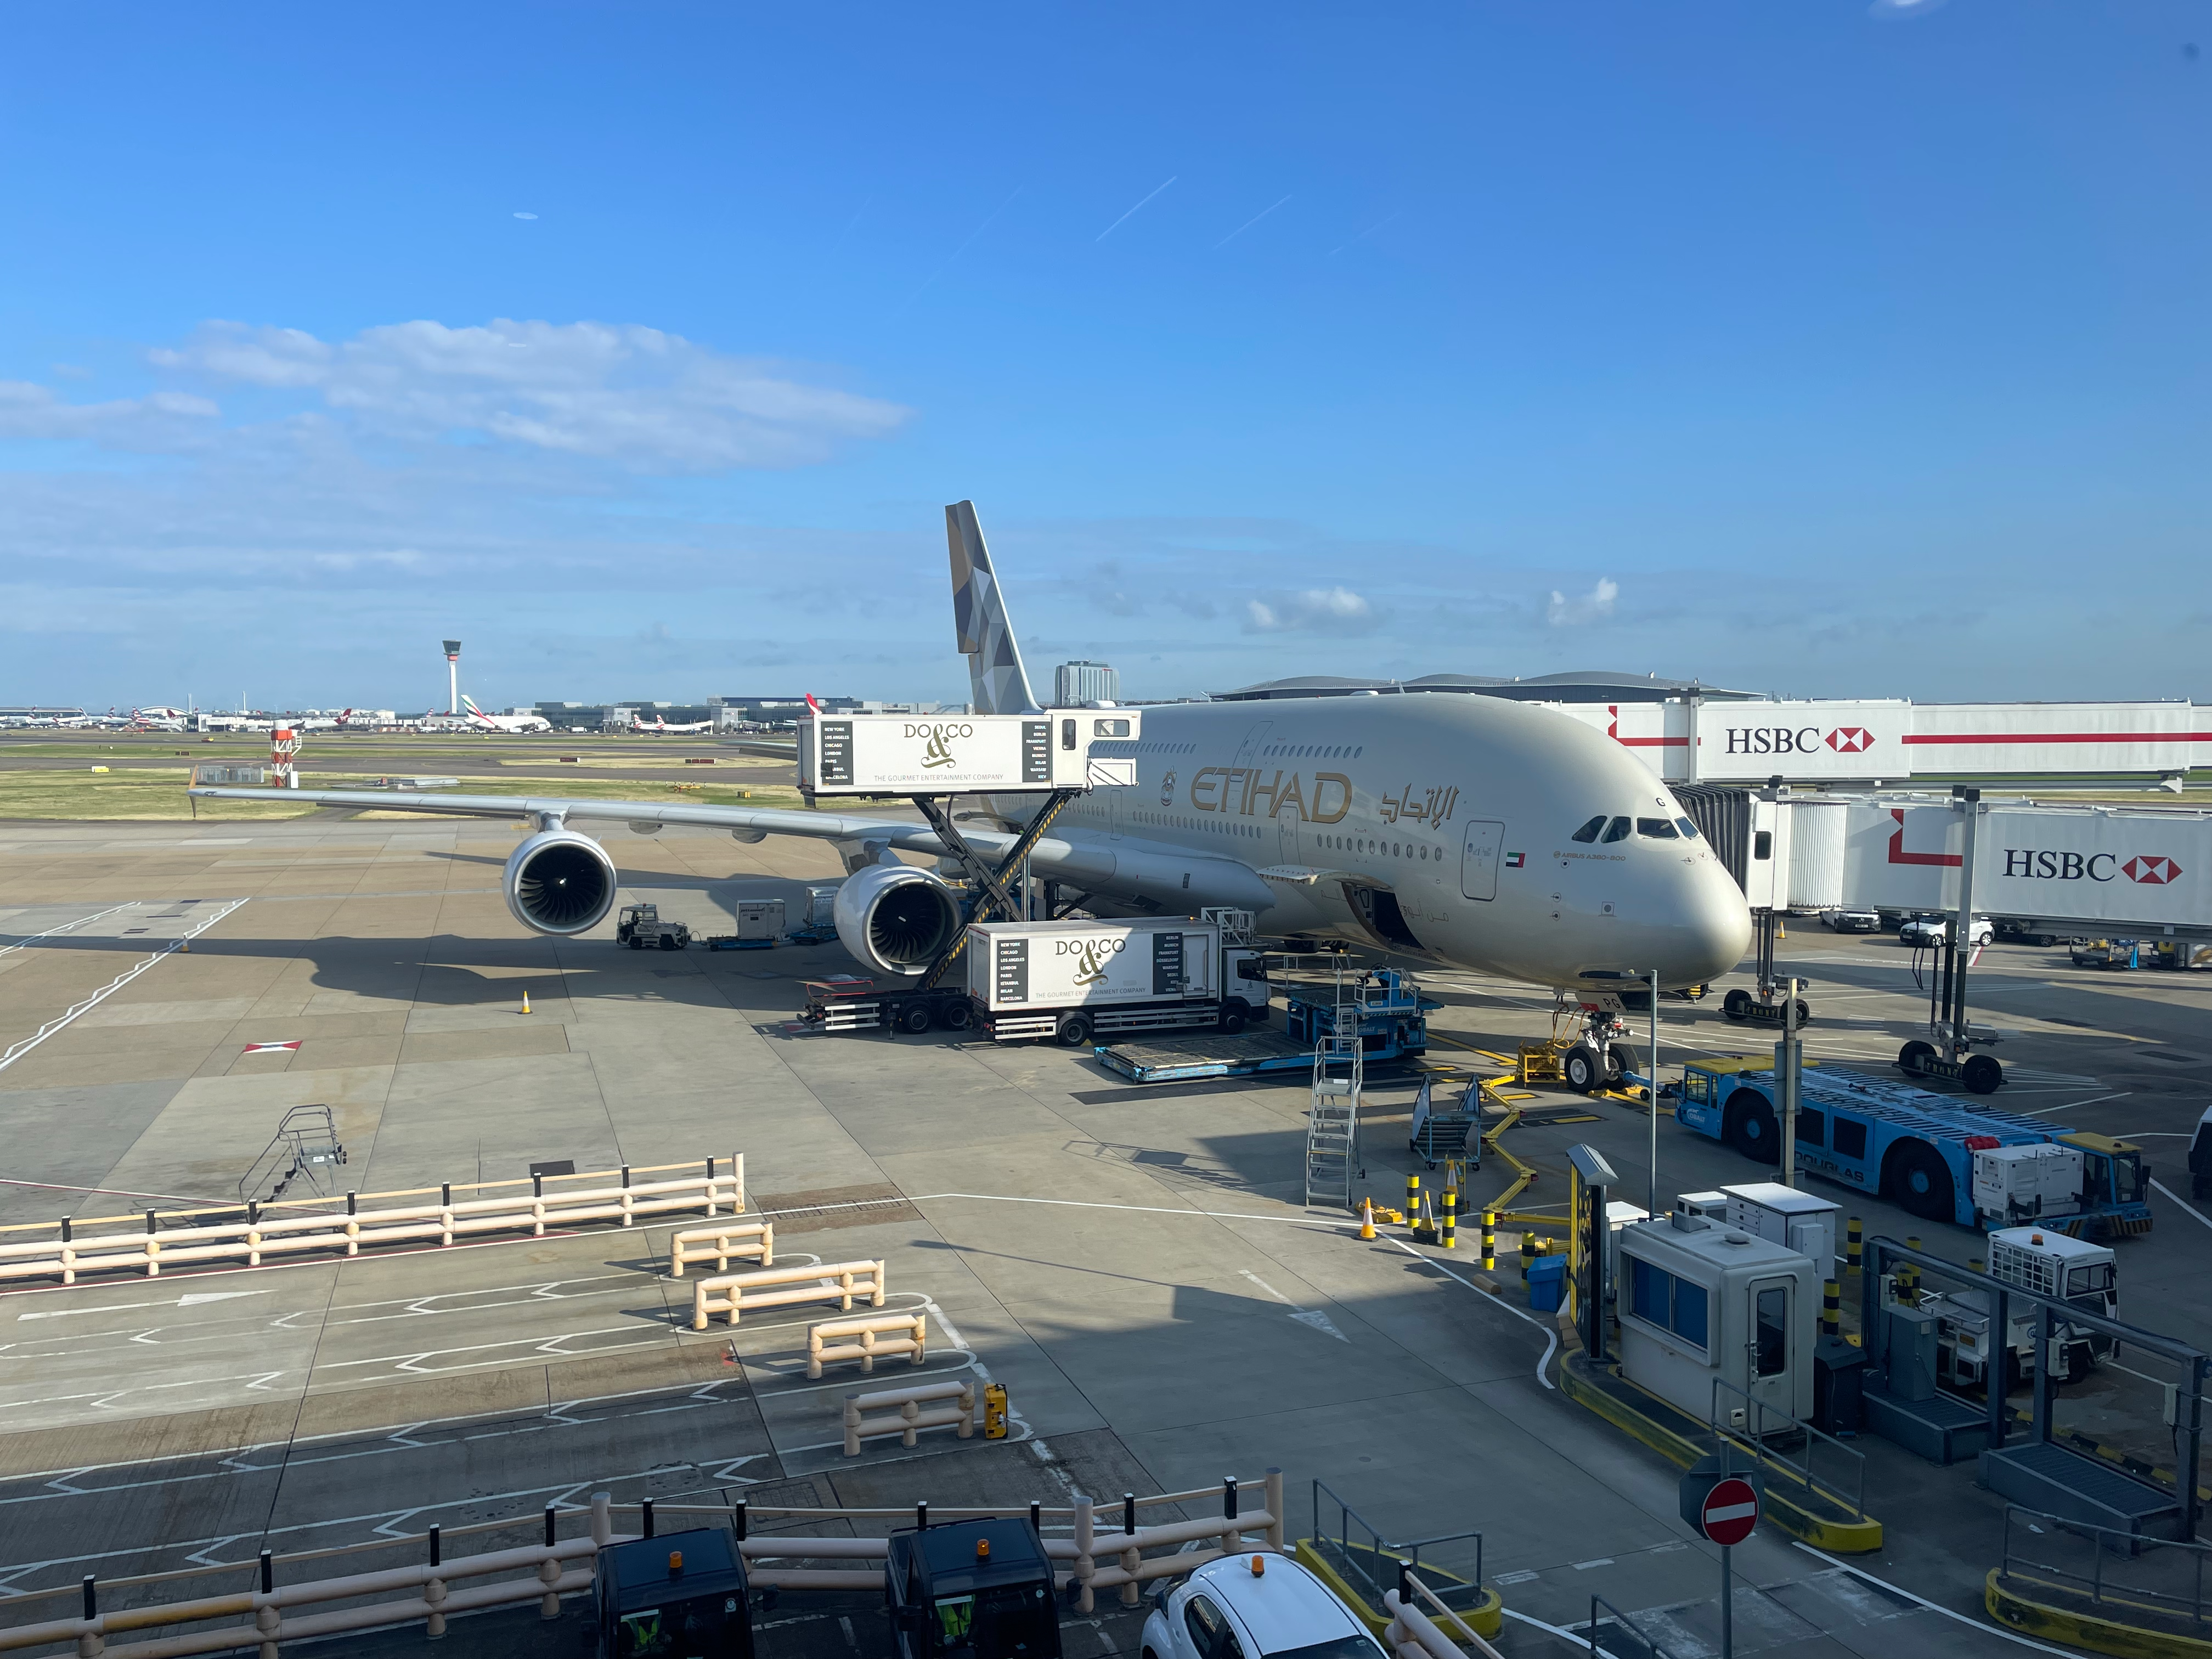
0, 768, 806, 821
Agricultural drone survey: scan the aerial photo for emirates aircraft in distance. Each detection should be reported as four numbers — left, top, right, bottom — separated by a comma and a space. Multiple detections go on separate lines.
196, 503, 1751, 1080
632, 713, 715, 735
461, 695, 552, 733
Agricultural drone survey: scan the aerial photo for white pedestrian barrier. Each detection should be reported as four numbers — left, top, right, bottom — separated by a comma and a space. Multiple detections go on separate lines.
690, 1259, 884, 1329
843, 1379, 973, 1454
0, 1156, 743, 1288
809, 1311, 928, 1378
668, 1221, 774, 1277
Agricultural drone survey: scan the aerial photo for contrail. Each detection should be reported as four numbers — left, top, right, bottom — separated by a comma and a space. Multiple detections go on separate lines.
1094, 175, 1177, 242
1328, 210, 1400, 257
894, 187, 1023, 317
1215, 194, 1292, 250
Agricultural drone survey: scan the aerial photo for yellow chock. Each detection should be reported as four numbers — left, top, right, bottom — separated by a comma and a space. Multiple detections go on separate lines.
521, 991, 532, 1015
1359, 1198, 1376, 1241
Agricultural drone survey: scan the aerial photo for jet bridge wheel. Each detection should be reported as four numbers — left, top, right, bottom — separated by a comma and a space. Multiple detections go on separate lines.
1898, 1040, 1937, 1076
1722, 989, 1752, 1022
1961, 1053, 2003, 1094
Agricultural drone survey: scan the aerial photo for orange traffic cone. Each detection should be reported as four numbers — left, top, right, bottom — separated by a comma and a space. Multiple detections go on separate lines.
521, 990, 532, 1015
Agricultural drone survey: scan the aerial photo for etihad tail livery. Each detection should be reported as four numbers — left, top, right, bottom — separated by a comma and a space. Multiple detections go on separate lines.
196, 502, 1750, 998
462, 695, 552, 734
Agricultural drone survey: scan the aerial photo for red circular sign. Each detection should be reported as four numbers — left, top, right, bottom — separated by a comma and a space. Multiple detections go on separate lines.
1700, 1477, 1759, 1546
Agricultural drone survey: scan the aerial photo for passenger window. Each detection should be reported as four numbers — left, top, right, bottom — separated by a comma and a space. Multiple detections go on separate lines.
1675, 817, 1700, 839
1601, 817, 1632, 843
1637, 818, 1679, 839
1754, 1286, 1788, 1376
1571, 815, 1606, 843
1796, 1108, 1824, 1148
1832, 1118, 1867, 1159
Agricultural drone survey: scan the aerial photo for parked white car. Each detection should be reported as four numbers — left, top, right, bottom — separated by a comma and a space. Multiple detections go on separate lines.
1821, 907, 1881, 933
1142, 1554, 1385, 1659
1899, 914, 1993, 948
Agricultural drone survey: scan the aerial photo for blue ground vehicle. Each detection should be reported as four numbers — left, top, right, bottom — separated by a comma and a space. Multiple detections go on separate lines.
1674, 1057, 2153, 1237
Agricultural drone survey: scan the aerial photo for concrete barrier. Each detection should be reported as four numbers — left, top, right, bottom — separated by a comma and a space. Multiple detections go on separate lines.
669, 1221, 774, 1277
690, 1259, 885, 1329
0, 1156, 744, 1288
843, 1380, 974, 1454
809, 1311, 927, 1378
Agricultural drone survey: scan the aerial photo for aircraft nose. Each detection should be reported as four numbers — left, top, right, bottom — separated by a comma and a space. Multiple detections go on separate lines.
1666, 868, 1753, 986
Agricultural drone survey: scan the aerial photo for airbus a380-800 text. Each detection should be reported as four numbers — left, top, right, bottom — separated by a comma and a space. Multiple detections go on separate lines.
194, 503, 1751, 1008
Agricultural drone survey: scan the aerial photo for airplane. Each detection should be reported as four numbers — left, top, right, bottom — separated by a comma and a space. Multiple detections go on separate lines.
632, 713, 715, 735
462, 695, 552, 734
194, 501, 1752, 1080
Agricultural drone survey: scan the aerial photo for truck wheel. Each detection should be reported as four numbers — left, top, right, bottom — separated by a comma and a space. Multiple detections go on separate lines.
1886, 1142, 1955, 1221
1219, 1003, 1248, 1034
899, 1002, 934, 1035
1898, 1040, 1936, 1076
940, 1001, 972, 1032
2036, 935, 2058, 949
1562, 1043, 1601, 1093
1961, 1054, 2002, 1094
660, 934, 679, 951
1722, 989, 1751, 1022
1726, 1090, 1780, 1164
1055, 1013, 1092, 1048
629, 936, 644, 950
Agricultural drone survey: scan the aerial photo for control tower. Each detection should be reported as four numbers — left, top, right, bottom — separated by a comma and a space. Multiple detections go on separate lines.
443, 640, 461, 715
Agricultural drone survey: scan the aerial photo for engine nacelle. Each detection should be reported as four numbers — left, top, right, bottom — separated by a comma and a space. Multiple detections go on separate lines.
504, 830, 618, 935
833, 862, 963, 977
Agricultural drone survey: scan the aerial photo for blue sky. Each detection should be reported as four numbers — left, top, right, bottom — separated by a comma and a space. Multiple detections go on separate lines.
2, 3, 2205, 713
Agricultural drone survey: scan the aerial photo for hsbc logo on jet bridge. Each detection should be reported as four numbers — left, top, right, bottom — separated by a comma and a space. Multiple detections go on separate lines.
1723, 725, 1877, 755
2001, 850, 2186, 885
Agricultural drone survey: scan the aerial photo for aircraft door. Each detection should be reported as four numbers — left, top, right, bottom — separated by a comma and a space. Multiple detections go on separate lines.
1746, 1276, 1795, 1420
1460, 820, 1504, 901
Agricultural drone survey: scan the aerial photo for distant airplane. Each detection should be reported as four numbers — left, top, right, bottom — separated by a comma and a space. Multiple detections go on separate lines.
462, 695, 552, 734
632, 712, 715, 735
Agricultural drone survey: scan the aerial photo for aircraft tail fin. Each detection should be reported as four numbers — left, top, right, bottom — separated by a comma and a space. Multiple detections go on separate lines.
946, 501, 1042, 716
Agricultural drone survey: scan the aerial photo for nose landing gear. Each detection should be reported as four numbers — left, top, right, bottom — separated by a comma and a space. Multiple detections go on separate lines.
1561, 1007, 1637, 1095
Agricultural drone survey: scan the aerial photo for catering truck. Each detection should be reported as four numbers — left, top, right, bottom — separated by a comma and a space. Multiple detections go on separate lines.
964, 915, 1271, 1046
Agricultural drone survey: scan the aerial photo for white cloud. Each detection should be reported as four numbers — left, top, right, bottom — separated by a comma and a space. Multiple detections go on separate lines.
1547, 576, 1619, 627
145, 318, 911, 472
0, 380, 218, 448
1244, 586, 1374, 633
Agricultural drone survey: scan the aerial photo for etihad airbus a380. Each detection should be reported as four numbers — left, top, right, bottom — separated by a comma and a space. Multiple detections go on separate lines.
193, 502, 1751, 1012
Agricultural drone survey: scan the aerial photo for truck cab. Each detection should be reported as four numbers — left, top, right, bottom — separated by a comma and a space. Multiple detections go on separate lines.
593, 1528, 752, 1658
885, 1518, 1060, 1659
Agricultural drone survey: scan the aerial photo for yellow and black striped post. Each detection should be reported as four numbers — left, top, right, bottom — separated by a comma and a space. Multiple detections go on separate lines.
1520, 1230, 1536, 1279
1822, 1279, 1841, 1337
1846, 1217, 1863, 1278
1406, 1173, 1421, 1235
1441, 1187, 1456, 1251
1481, 1210, 1497, 1272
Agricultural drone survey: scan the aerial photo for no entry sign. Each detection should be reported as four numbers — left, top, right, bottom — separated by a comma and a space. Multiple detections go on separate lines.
1699, 1477, 1759, 1547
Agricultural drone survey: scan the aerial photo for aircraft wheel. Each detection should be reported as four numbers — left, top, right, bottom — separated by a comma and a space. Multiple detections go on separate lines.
1606, 1042, 1634, 1082
1961, 1053, 2003, 1094
1562, 1043, 1602, 1093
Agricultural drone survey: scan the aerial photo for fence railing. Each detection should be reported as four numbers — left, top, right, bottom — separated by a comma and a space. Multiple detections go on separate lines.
0, 1156, 743, 1288
1709, 1374, 1866, 1521
1583, 1592, 1686, 1659
1309, 1479, 1486, 1627
0, 1475, 1288, 1651
1999, 1503, 2211, 1630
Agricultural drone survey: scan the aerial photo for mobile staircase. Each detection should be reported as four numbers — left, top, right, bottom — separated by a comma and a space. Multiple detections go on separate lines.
1305, 966, 1364, 1207
238, 1105, 348, 1208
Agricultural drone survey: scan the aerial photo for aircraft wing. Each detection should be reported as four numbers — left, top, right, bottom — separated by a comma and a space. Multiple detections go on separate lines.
187, 786, 970, 858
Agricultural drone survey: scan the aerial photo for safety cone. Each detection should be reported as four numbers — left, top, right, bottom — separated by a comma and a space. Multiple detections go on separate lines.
521, 990, 531, 1015
1358, 1198, 1376, 1241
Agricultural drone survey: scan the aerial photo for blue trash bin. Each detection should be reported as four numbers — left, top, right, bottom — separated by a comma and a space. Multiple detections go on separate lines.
1527, 1253, 1566, 1313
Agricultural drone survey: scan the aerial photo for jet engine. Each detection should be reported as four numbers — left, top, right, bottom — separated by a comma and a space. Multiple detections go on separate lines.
504, 830, 618, 935
833, 862, 963, 977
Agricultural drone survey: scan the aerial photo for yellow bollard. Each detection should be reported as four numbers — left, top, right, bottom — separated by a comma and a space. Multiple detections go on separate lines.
1481, 1210, 1496, 1273
1441, 1187, 1456, 1251
1822, 1279, 1841, 1337
1846, 1216, 1863, 1278
1405, 1173, 1420, 1235
983, 1382, 1007, 1440
1359, 1198, 1376, 1241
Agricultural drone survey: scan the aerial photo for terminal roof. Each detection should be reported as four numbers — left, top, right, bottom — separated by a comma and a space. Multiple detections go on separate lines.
1211, 670, 1759, 703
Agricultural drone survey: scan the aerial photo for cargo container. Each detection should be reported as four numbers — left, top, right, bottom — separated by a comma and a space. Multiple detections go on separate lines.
963, 917, 1269, 1046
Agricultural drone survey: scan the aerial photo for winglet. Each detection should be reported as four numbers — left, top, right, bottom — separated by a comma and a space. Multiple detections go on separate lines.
945, 501, 1041, 716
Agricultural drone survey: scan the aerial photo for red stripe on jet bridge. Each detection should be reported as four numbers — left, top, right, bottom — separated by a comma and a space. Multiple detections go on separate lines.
1613, 737, 1689, 747
1901, 731, 2212, 745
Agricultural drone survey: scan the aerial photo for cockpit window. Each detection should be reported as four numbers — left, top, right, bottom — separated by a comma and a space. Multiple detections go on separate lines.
1674, 817, 1700, 839
1637, 818, 1679, 839
1600, 816, 1632, 844
1570, 815, 1606, 844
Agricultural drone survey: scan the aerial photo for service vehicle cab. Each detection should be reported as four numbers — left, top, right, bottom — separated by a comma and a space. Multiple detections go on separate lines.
1899, 914, 1992, 949
1820, 907, 1881, 934
886, 1517, 1059, 1659
1142, 1553, 1385, 1659
593, 1528, 752, 1658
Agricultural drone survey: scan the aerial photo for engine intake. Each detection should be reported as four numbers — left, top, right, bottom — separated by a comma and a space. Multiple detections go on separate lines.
833, 862, 962, 977
504, 830, 618, 935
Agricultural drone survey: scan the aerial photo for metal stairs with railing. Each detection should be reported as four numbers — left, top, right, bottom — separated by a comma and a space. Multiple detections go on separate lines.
1305, 969, 1364, 1207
